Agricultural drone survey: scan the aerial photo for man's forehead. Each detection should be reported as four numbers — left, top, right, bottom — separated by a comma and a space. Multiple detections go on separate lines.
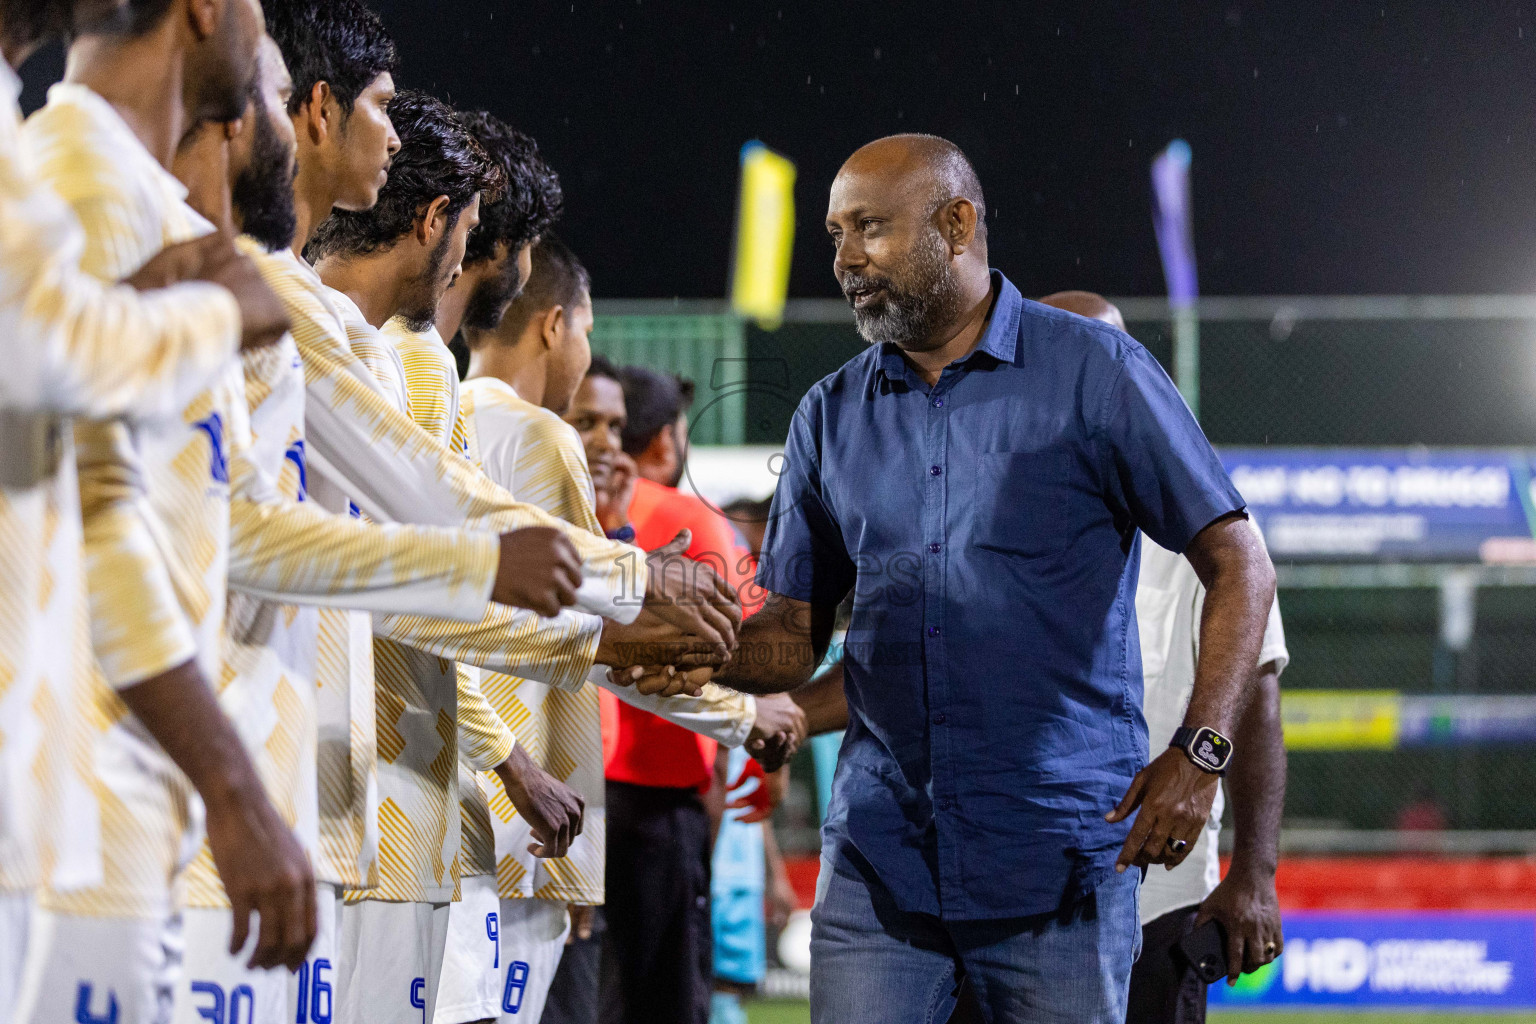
828, 160, 928, 217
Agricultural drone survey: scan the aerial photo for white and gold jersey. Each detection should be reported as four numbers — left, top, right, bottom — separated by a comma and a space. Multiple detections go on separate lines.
179, 242, 514, 910
22, 82, 242, 918
0, 65, 244, 895
457, 376, 756, 905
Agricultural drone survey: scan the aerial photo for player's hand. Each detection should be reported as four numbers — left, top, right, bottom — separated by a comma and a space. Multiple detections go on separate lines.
1196, 865, 1284, 984
495, 745, 584, 859
595, 452, 638, 534
595, 607, 731, 671
631, 664, 715, 698
1105, 747, 1220, 872
124, 234, 218, 290
494, 527, 583, 616
203, 782, 316, 971
190, 233, 289, 352
745, 693, 806, 773
642, 530, 743, 657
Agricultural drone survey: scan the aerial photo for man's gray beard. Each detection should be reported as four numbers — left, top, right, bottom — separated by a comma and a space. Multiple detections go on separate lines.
851, 232, 964, 348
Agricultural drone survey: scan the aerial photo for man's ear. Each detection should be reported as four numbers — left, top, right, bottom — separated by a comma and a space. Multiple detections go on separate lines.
187, 0, 221, 40
417, 195, 452, 247
944, 198, 979, 256
300, 82, 333, 144
540, 305, 566, 351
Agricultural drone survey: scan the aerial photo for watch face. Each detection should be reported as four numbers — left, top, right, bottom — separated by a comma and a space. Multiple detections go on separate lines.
1192, 728, 1232, 770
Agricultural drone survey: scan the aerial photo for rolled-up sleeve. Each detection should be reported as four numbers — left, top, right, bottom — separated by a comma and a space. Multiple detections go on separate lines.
755, 394, 856, 606
1099, 345, 1245, 554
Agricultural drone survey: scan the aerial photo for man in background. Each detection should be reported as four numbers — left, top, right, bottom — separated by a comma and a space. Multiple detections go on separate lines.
459, 233, 798, 1022
598, 366, 790, 1024
1039, 290, 1289, 1024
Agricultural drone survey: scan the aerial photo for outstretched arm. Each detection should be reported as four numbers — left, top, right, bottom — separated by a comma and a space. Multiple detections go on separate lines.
715, 592, 838, 696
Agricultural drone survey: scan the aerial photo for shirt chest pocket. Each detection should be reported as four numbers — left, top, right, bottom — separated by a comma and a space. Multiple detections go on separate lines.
971, 450, 1078, 559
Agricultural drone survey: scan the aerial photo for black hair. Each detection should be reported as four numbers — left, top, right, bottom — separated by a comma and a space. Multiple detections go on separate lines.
264, 0, 397, 116
586, 353, 621, 384
618, 366, 694, 456
0, 0, 72, 48
306, 91, 504, 262
459, 111, 563, 268
484, 233, 590, 346
231, 77, 298, 252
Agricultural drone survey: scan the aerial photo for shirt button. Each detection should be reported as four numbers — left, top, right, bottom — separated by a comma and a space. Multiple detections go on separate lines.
933, 398, 944, 408
932, 712, 946, 725
927, 626, 940, 637
928, 543, 941, 553
930, 465, 942, 476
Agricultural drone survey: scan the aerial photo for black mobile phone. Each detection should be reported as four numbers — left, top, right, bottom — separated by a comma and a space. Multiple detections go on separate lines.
1176, 919, 1230, 984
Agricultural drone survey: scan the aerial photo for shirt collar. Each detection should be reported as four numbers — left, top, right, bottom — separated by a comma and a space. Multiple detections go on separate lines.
871, 270, 1023, 393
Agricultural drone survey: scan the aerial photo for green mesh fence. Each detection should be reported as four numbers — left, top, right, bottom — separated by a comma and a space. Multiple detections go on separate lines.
593, 300, 1536, 840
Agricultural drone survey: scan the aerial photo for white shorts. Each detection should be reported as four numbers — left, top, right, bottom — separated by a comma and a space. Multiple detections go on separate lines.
169, 907, 288, 1024
0, 890, 31, 1024
289, 882, 341, 1024
432, 875, 501, 1024
14, 907, 178, 1024
336, 899, 449, 1024
495, 897, 570, 1022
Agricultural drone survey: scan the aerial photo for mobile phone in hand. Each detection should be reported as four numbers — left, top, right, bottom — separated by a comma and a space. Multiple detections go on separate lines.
1176, 919, 1230, 984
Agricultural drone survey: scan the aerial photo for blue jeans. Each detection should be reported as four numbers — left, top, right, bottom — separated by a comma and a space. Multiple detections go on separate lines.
810, 853, 1142, 1024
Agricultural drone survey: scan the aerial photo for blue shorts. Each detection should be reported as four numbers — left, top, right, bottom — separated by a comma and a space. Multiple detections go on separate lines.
711, 885, 766, 985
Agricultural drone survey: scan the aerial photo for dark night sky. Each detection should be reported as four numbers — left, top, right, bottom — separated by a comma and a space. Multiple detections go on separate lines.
25, 2, 1536, 298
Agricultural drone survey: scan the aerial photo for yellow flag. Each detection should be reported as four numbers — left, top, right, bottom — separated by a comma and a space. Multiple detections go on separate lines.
730, 141, 796, 329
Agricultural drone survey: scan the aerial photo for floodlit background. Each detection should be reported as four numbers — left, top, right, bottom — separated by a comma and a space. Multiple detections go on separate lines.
27, 2, 1536, 1020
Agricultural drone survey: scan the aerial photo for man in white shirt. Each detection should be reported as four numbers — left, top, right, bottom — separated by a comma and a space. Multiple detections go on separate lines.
1039, 291, 1288, 1024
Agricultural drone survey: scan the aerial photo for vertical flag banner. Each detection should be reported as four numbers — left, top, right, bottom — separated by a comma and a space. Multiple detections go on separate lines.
730, 141, 796, 329
1151, 138, 1200, 416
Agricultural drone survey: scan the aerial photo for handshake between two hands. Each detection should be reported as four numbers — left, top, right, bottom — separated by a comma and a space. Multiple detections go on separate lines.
493, 525, 807, 773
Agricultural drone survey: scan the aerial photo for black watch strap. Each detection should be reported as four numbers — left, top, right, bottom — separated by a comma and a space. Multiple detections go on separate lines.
1170, 725, 1232, 776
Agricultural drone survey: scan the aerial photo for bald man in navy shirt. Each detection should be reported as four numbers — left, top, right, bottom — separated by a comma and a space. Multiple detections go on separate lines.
717, 134, 1276, 1024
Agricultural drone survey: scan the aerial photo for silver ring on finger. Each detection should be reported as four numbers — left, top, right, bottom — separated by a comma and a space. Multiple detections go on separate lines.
1166, 838, 1189, 855
1264, 941, 1278, 958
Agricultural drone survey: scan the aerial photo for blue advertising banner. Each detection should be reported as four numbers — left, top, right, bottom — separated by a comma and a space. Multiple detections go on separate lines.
1208, 912, 1536, 1008
1221, 447, 1536, 561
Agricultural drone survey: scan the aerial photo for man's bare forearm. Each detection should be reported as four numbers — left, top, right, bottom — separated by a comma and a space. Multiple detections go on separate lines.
117, 659, 265, 809
714, 592, 834, 695
1183, 515, 1277, 736
1227, 661, 1286, 877
795, 659, 850, 735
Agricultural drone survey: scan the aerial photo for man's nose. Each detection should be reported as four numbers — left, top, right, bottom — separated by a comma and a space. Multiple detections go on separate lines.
833, 237, 866, 279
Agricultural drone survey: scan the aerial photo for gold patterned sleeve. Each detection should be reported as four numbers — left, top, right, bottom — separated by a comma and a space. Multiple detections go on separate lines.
0, 108, 239, 418
291, 323, 647, 624
225, 346, 500, 622
73, 418, 198, 688
455, 664, 516, 771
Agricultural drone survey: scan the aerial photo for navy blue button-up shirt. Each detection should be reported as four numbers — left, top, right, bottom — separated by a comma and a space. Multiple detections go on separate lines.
758, 272, 1244, 921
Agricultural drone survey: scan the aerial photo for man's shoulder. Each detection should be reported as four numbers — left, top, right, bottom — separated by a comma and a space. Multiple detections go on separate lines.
461, 378, 581, 450
1015, 296, 1144, 367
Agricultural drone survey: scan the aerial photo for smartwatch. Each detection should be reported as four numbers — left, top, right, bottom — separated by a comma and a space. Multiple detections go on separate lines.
1170, 726, 1233, 776
606, 524, 637, 543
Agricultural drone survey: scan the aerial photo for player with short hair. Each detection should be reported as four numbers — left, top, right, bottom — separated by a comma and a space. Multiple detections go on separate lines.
13, 2, 317, 1019
164, 39, 614, 1024
302, 90, 745, 1024
455, 226, 801, 1023
0, 0, 291, 1012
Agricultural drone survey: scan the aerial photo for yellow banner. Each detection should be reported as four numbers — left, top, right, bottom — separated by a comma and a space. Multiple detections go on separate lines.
730, 142, 796, 329
1281, 690, 1402, 750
